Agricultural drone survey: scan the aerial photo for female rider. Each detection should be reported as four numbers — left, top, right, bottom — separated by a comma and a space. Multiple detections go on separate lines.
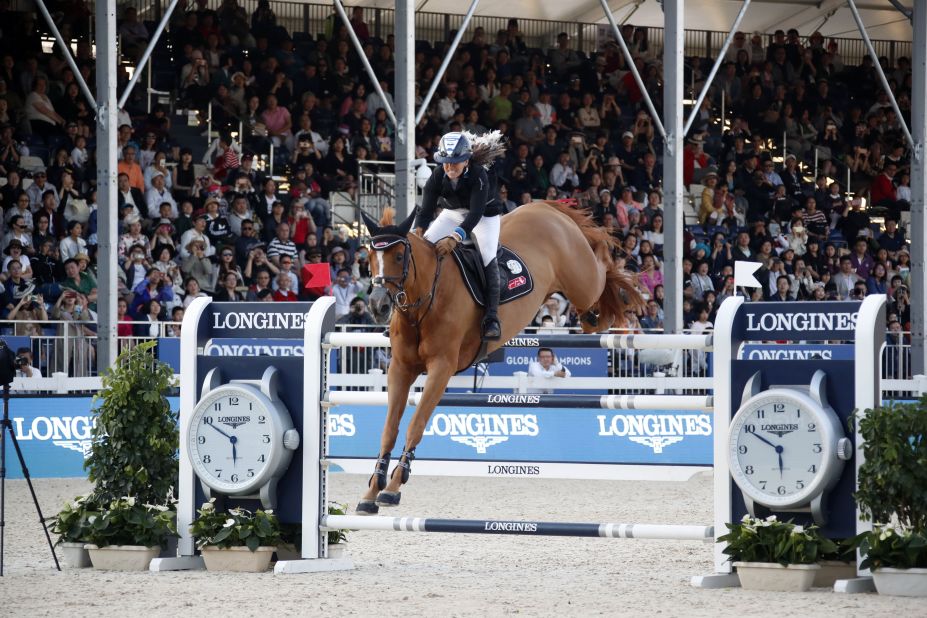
415, 131, 505, 340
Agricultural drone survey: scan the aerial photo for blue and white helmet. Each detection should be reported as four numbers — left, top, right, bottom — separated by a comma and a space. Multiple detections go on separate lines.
434, 132, 472, 164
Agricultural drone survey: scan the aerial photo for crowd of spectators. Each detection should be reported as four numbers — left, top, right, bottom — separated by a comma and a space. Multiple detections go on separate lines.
0, 1, 916, 375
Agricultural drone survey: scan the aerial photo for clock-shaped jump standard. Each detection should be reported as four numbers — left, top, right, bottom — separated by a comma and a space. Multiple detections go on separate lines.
188, 366, 300, 509
728, 370, 852, 525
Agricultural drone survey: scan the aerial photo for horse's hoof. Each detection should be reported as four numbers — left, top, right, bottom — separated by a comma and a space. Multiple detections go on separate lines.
355, 500, 379, 515
375, 491, 401, 507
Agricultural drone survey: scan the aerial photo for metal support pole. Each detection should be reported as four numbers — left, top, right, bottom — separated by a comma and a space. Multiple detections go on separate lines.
118, 0, 180, 110
847, 0, 915, 151
34, 0, 97, 109
332, 0, 397, 128
682, 0, 751, 138
95, 0, 120, 371
394, 0, 416, 221
663, 0, 684, 335
910, 0, 927, 374
598, 0, 667, 144
415, 0, 480, 125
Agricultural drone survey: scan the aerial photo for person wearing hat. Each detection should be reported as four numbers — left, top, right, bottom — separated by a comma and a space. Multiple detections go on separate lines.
416, 131, 508, 339
179, 209, 214, 259
25, 169, 56, 209
146, 170, 178, 219
118, 214, 147, 260
3, 238, 33, 278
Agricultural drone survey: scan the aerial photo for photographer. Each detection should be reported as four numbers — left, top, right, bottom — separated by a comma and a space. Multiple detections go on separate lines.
14, 347, 41, 379
336, 297, 377, 375
8, 291, 48, 336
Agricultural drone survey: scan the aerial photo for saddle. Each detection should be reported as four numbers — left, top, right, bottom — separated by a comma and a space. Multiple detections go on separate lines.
450, 242, 534, 307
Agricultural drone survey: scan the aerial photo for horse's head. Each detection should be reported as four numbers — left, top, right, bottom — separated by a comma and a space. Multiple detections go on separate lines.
361, 208, 416, 324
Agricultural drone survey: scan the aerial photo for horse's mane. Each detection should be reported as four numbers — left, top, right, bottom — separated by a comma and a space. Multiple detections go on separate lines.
464, 130, 507, 169
379, 208, 395, 227
542, 200, 645, 328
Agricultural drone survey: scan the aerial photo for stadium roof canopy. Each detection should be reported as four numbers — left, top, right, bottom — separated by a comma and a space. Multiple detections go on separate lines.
359, 0, 915, 42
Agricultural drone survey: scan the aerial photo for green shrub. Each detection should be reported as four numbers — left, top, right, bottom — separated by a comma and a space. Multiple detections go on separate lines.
84, 341, 178, 505
85, 497, 177, 548
853, 400, 927, 532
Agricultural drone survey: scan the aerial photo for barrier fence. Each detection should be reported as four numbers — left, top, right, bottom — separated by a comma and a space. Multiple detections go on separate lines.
0, 319, 920, 398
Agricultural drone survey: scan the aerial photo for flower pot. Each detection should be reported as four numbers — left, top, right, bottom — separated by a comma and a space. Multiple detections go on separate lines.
328, 544, 345, 559
872, 567, 927, 597
59, 542, 92, 569
734, 561, 820, 592
813, 560, 857, 588
275, 544, 301, 561
86, 544, 160, 571
201, 546, 275, 572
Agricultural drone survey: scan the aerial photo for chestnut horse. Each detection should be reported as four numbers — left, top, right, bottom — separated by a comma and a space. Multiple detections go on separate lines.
356, 201, 642, 514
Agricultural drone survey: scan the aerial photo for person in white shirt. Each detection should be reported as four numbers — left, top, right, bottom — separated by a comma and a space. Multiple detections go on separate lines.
146, 172, 178, 219
527, 347, 571, 394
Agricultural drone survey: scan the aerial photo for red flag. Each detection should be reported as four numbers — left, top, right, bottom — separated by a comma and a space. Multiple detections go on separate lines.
302, 263, 332, 295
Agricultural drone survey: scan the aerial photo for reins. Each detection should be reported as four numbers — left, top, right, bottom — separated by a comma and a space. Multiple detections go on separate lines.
371, 235, 444, 328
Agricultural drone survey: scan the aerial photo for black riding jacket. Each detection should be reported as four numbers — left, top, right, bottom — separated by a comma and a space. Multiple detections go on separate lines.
416, 164, 502, 236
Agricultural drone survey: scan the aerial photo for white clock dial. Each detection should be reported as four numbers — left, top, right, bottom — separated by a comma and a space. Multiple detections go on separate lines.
189, 386, 277, 494
729, 391, 835, 510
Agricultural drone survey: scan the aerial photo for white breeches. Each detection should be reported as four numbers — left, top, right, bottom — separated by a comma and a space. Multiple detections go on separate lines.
423, 209, 500, 266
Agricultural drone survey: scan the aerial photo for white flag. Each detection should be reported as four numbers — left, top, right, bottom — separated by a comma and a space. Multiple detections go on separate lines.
734, 261, 762, 289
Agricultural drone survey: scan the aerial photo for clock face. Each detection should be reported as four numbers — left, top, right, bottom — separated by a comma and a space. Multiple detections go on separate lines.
729, 391, 833, 509
189, 386, 277, 494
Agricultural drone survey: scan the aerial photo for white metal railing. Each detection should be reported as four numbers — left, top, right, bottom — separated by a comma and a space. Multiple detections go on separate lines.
1, 318, 920, 398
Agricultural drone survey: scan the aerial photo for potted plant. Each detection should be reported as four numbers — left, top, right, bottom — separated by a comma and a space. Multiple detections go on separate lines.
277, 502, 350, 561
49, 495, 101, 568
718, 515, 836, 591
84, 341, 179, 507
84, 497, 177, 570
852, 400, 927, 597
190, 500, 283, 572
813, 537, 858, 588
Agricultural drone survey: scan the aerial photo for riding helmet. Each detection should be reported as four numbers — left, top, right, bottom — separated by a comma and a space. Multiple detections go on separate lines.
434, 132, 472, 164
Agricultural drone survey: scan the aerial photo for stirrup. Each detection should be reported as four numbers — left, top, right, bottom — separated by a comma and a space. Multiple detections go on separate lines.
481, 317, 502, 341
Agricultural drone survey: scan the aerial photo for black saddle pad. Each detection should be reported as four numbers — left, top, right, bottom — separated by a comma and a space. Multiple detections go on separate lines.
451, 243, 534, 307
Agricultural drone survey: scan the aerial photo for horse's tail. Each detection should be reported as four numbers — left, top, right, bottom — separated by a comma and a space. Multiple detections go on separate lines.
544, 200, 644, 330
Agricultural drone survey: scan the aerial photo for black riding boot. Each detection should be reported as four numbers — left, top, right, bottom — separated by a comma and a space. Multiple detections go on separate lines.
482, 258, 502, 340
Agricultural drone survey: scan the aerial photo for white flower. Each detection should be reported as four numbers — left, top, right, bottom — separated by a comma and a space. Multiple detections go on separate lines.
793, 525, 805, 534
765, 515, 778, 523
880, 528, 893, 540
124, 497, 136, 507
201, 501, 215, 512
741, 514, 752, 523
223, 518, 236, 528
264, 510, 274, 515
146, 504, 169, 512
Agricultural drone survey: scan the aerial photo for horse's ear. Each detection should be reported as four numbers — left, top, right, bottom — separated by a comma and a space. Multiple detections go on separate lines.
360, 210, 382, 236
397, 209, 416, 235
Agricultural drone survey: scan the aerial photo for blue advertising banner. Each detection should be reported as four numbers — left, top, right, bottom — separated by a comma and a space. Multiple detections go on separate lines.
158, 338, 181, 372
741, 344, 854, 361
481, 348, 609, 395
8, 396, 180, 479
742, 301, 861, 341
329, 404, 713, 466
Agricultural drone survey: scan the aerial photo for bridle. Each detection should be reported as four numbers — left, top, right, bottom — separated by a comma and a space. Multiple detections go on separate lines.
370, 233, 443, 327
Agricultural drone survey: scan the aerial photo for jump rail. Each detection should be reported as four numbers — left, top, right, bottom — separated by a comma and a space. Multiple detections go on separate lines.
325, 391, 714, 411
325, 332, 714, 351
323, 515, 713, 541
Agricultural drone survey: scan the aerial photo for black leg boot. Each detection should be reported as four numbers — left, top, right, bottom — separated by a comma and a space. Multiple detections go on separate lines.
481, 258, 502, 340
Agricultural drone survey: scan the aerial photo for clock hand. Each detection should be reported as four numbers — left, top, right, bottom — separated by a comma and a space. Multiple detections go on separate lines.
777, 446, 784, 478
205, 420, 233, 441
746, 426, 778, 449
231, 436, 238, 467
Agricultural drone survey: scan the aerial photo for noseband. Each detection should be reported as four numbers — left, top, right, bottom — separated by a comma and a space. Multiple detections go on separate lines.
370, 234, 443, 326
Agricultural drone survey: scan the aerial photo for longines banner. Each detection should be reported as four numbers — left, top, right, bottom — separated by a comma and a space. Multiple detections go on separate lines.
328, 404, 713, 466
8, 397, 180, 479
742, 301, 862, 342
